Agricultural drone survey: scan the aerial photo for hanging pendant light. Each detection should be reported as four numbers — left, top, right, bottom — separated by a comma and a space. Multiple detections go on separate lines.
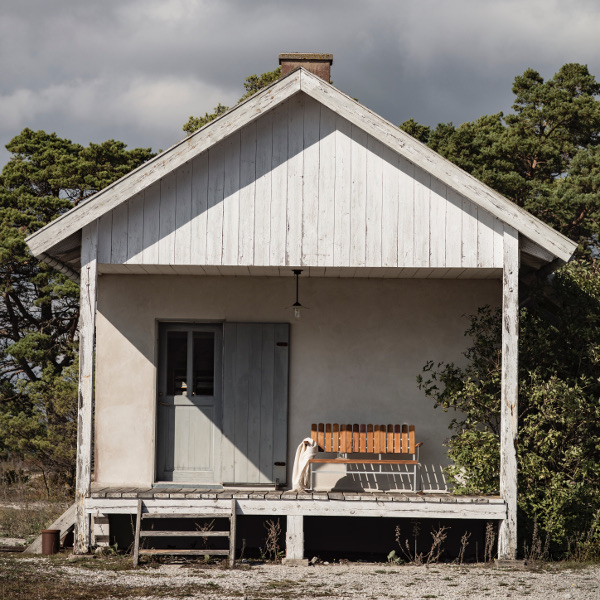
289, 269, 306, 320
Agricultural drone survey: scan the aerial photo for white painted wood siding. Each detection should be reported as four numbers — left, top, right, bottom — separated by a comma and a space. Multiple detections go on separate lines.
99, 94, 505, 270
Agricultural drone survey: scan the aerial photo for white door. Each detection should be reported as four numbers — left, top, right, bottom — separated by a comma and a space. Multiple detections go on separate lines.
155, 324, 222, 483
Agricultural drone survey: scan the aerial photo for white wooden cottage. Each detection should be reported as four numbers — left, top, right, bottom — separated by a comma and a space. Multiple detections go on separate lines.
26, 54, 576, 562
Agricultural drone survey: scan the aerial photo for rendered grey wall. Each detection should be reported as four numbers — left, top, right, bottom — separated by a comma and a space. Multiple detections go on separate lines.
94, 275, 500, 490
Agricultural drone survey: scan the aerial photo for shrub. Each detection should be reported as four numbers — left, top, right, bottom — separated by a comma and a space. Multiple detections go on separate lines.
418, 259, 600, 556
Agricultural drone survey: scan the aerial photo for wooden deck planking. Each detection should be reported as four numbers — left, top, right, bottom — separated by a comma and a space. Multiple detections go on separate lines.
86, 489, 506, 521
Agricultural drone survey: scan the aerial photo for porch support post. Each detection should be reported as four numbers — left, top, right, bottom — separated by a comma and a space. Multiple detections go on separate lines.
498, 227, 519, 560
282, 515, 308, 566
75, 222, 98, 554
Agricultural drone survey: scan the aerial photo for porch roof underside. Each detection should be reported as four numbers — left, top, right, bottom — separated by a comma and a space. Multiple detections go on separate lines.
97, 264, 503, 279
87, 487, 506, 521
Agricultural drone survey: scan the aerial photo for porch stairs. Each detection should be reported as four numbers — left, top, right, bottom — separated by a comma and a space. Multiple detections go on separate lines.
132, 499, 236, 567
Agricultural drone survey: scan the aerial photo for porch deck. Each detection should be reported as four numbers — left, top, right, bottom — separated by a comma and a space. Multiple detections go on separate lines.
87, 486, 506, 521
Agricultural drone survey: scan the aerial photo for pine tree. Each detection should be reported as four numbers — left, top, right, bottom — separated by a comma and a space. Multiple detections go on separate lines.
0, 128, 154, 490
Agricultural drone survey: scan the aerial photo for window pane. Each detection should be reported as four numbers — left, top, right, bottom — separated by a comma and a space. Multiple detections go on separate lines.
193, 332, 215, 396
166, 331, 187, 396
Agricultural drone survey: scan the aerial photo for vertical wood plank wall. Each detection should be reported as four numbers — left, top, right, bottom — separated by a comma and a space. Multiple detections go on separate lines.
97, 94, 505, 270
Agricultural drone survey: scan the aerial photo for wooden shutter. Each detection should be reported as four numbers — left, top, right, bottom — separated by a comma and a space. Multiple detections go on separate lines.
221, 323, 289, 485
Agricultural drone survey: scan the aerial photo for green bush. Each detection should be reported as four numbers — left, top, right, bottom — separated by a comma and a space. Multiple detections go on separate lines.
418, 259, 600, 556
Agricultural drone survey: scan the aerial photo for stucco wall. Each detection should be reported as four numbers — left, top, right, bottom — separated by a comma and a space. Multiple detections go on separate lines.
95, 275, 500, 490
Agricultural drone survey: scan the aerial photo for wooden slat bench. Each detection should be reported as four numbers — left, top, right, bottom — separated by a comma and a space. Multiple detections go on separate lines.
309, 423, 422, 491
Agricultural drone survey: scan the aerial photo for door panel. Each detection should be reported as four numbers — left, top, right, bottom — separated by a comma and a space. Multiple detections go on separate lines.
222, 323, 289, 485
156, 324, 222, 483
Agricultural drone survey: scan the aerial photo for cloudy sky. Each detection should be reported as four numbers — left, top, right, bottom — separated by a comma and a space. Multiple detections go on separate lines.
1, 0, 599, 169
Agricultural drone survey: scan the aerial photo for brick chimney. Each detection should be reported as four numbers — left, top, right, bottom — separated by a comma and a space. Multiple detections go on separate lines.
279, 53, 333, 82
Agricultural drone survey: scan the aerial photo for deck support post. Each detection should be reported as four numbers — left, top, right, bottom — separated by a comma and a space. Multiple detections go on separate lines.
75, 223, 98, 554
498, 227, 519, 560
282, 515, 307, 565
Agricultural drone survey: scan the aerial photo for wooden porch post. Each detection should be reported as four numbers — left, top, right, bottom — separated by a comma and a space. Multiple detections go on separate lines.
74, 223, 98, 554
282, 515, 308, 565
498, 227, 519, 559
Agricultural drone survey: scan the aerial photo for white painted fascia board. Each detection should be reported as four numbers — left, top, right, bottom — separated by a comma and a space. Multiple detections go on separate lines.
26, 70, 303, 258
299, 70, 578, 264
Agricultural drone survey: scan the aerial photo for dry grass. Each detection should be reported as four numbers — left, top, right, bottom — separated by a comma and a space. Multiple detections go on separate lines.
0, 459, 72, 544
0, 556, 233, 600
0, 459, 72, 504
0, 503, 69, 543
0, 559, 203, 599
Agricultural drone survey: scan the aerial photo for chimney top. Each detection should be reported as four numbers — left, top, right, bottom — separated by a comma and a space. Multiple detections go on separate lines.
279, 53, 333, 82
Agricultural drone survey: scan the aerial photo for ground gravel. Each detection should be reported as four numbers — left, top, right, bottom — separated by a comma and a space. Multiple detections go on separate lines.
23, 557, 600, 599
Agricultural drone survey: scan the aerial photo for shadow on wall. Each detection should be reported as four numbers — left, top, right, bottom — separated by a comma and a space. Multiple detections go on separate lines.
315, 463, 448, 492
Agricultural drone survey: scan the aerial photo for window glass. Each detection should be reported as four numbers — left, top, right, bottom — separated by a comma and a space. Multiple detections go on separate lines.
193, 332, 215, 396
166, 331, 187, 396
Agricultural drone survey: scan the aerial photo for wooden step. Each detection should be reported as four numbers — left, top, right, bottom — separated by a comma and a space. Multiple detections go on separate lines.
138, 548, 230, 556
133, 499, 236, 567
141, 513, 231, 519
139, 530, 230, 538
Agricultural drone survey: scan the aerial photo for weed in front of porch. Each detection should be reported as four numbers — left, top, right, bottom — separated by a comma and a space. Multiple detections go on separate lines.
483, 521, 497, 563
389, 521, 450, 565
195, 518, 215, 549
456, 530, 472, 565
260, 518, 283, 563
523, 517, 550, 564
564, 509, 600, 562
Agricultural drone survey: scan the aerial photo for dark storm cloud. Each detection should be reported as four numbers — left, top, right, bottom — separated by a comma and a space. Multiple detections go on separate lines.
1, 0, 599, 167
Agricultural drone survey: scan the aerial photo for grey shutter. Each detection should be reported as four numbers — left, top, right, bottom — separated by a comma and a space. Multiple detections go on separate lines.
222, 323, 289, 485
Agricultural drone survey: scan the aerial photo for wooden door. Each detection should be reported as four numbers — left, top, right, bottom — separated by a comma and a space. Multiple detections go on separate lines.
156, 324, 223, 483
221, 323, 289, 486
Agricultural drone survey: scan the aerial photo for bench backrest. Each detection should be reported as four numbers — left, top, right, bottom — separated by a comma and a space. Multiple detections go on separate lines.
310, 423, 416, 454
